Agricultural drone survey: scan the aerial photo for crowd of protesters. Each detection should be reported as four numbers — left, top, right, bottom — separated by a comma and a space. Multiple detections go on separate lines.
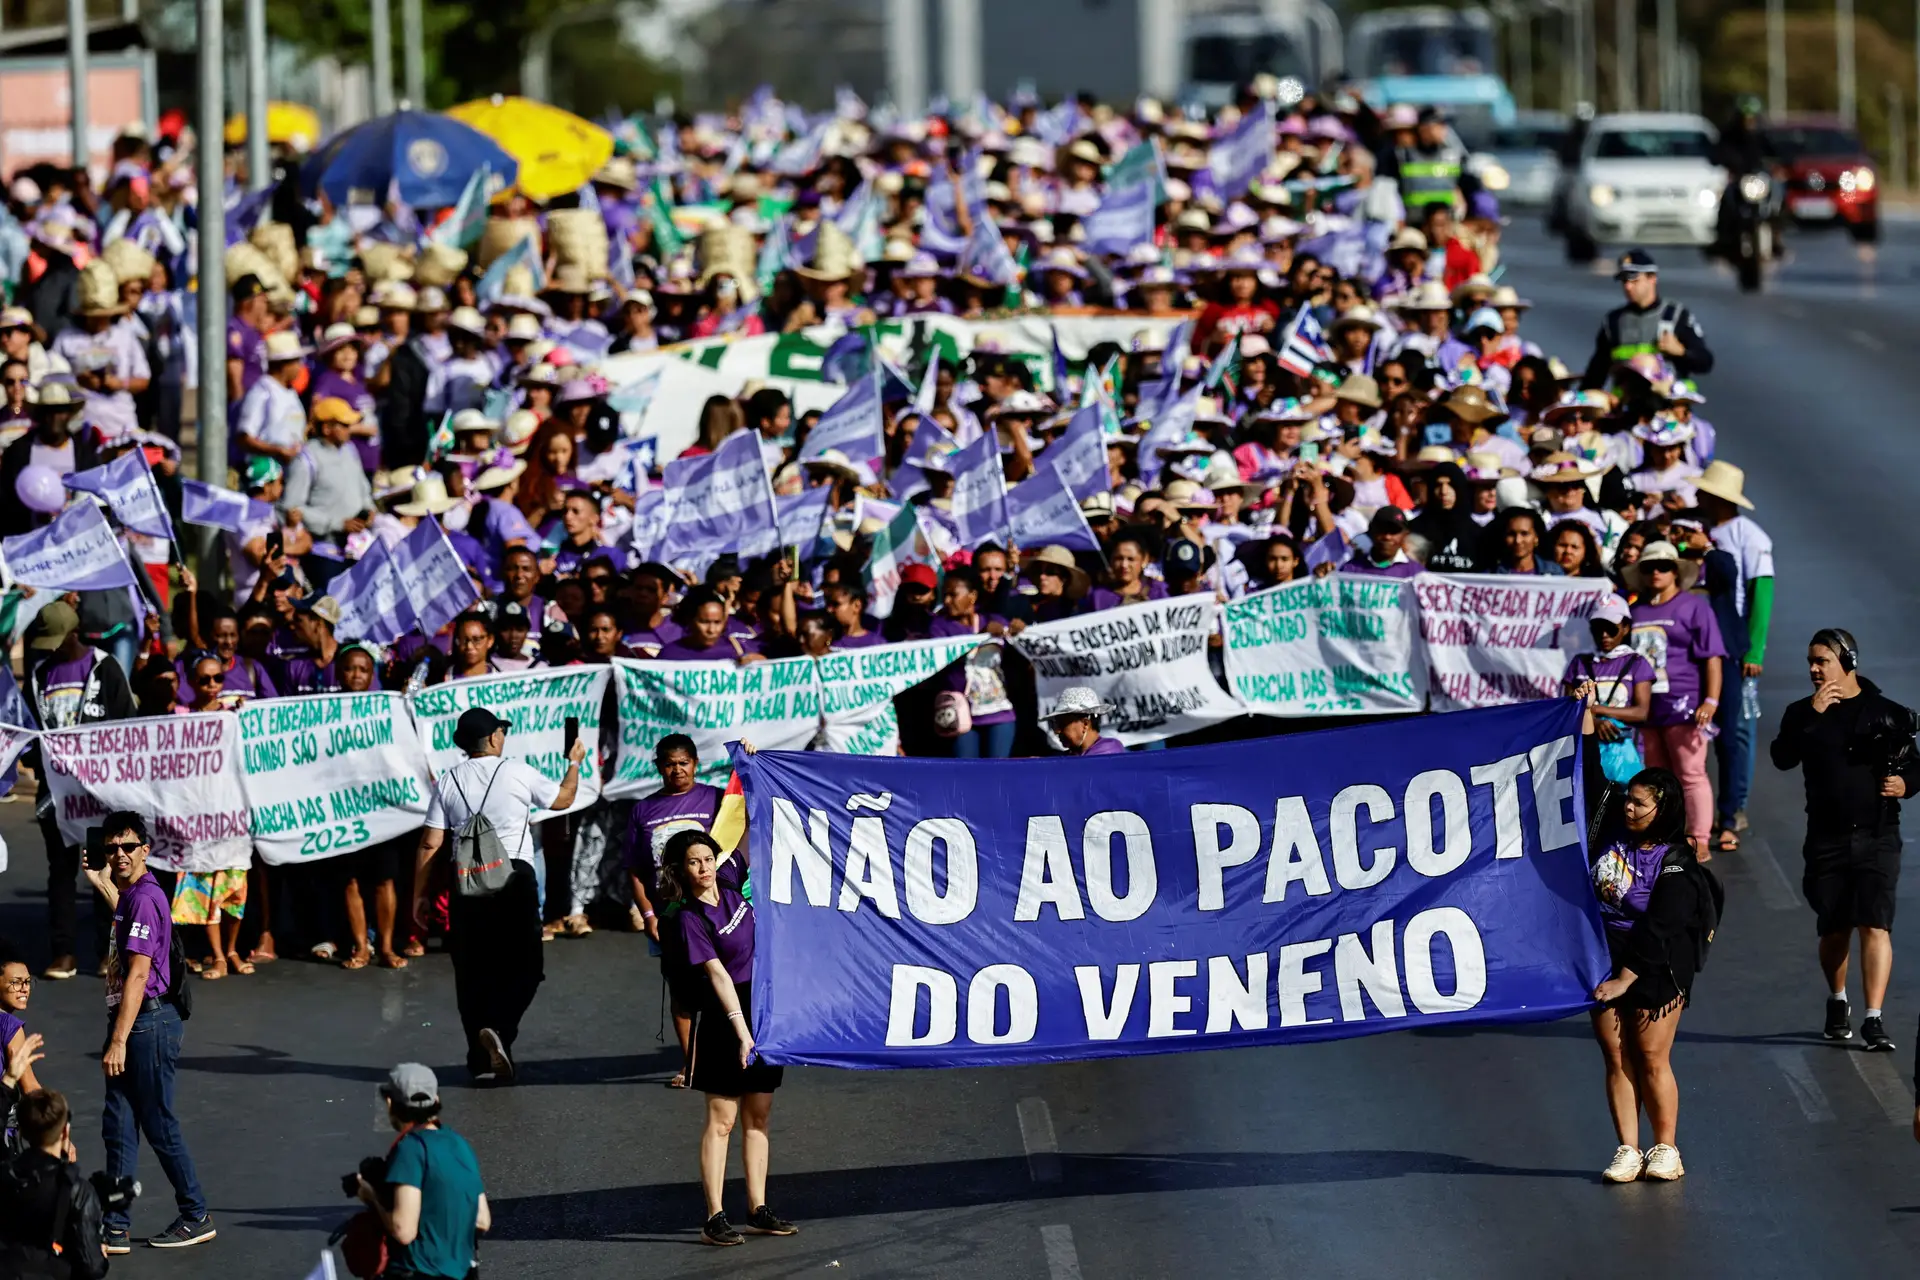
0, 71, 1880, 1224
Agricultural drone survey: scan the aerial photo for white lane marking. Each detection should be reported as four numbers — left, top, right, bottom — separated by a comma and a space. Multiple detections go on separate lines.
1736, 833, 1799, 912
1771, 1047, 1836, 1121
1848, 328, 1886, 351
1848, 1050, 1914, 1125
1041, 1225, 1084, 1280
1018, 1097, 1062, 1183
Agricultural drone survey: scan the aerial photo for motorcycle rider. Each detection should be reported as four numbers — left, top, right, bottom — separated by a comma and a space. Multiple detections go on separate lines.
1579, 249, 1715, 389
1713, 96, 1772, 258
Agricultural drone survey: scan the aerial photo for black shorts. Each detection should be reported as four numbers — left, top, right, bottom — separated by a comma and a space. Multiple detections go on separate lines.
1802, 830, 1902, 935
686, 981, 784, 1097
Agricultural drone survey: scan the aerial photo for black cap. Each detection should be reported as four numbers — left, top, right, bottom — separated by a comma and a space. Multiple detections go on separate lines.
495, 600, 529, 627
1164, 538, 1209, 576
232, 273, 267, 302
453, 708, 509, 754
1368, 505, 1409, 536
1614, 248, 1658, 279
1416, 105, 1448, 125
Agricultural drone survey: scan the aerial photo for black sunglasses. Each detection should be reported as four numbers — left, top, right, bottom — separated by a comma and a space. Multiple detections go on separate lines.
104, 840, 144, 854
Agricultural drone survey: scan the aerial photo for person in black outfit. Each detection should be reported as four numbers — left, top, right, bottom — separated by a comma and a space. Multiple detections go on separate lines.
0, 1079, 109, 1280
1769, 628, 1920, 1051
375, 333, 435, 469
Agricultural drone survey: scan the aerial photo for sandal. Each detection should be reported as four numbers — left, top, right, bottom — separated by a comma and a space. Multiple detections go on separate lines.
1715, 828, 1740, 853
246, 947, 277, 966
565, 915, 593, 937
401, 940, 426, 959
376, 952, 409, 970
666, 1071, 687, 1089
341, 949, 372, 970
227, 952, 256, 976
200, 958, 228, 981
541, 924, 559, 942
311, 942, 339, 962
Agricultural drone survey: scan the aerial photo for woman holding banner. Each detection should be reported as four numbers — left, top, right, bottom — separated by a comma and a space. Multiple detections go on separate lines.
660, 828, 795, 1248
1588, 769, 1719, 1185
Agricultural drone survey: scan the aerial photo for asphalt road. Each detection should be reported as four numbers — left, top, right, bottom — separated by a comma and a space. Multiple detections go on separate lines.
5, 219, 1920, 1279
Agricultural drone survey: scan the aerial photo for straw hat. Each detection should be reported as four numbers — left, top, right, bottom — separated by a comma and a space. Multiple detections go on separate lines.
357, 241, 416, 285
315, 322, 362, 355
793, 221, 862, 282
1394, 280, 1452, 312
75, 261, 126, 317
1160, 478, 1217, 511
1021, 545, 1091, 599
1335, 373, 1382, 409
502, 409, 541, 453
1622, 539, 1699, 594
446, 306, 487, 337
547, 209, 610, 280
263, 329, 311, 362
394, 474, 459, 517
477, 217, 540, 269
1435, 384, 1505, 426
1693, 460, 1754, 509
31, 382, 79, 411
101, 237, 155, 286
250, 221, 299, 284
473, 456, 527, 490
450, 407, 500, 436
1530, 451, 1609, 483
801, 449, 864, 483
1449, 273, 1497, 307
592, 156, 639, 190
1328, 306, 1383, 338
413, 242, 469, 288
1040, 685, 1115, 722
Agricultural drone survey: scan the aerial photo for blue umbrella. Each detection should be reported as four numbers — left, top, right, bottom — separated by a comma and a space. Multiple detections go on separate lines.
301, 110, 518, 210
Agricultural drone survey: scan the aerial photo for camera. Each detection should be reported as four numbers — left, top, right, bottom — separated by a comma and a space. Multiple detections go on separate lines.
1852, 702, 1919, 776
88, 1172, 138, 1215
341, 1156, 386, 1199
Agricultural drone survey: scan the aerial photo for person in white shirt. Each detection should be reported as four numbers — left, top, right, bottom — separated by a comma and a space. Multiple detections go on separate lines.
234, 331, 310, 463
414, 708, 585, 1084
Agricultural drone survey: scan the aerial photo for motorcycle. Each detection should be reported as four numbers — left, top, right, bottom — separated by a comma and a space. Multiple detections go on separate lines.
1722, 171, 1783, 293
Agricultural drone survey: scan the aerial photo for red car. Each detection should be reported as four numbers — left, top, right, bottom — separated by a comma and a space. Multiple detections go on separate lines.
1762, 118, 1879, 242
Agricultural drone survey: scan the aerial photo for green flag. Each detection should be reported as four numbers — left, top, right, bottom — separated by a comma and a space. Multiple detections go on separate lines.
865, 505, 941, 620
647, 176, 684, 257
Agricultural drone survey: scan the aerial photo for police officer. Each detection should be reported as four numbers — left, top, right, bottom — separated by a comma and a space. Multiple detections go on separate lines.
1579, 249, 1715, 389
1770, 629, 1920, 1053
1394, 107, 1477, 211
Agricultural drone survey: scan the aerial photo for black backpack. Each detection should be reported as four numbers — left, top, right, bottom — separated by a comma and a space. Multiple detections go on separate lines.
163, 919, 192, 1022
1662, 850, 1726, 973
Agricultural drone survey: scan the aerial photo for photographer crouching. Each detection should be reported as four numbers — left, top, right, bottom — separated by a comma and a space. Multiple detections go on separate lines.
347, 1064, 489, 1280
0, 1031, 111, 1279
1770, 629, 1920, 1052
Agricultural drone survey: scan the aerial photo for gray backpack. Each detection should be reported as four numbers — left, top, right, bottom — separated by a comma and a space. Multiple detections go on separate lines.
449, 765, 514, 898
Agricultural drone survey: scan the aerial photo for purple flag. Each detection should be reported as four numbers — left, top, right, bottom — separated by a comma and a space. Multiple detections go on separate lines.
64, 451, 173, 540
948, 432, 1009, 550
1209, 104, 1276, 200
1006, 461, 1100, 552
180, 478, 271, 533
1046, 404, 1109, 504
391, 518, 480, 638
332, 538, 415, 645
0, 501, 138, 591
656, 429, 779, 567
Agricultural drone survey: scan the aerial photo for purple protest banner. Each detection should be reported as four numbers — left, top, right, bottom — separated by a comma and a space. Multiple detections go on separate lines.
393, 518, 480, 638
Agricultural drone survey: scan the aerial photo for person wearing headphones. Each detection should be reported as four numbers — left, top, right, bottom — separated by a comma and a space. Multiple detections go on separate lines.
1770, 629, 1920, 1051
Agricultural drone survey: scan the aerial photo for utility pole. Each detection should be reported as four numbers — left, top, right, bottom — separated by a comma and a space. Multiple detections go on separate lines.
886, 0, 927, 118
1836, 0, 1857, 127
245, 0, 270, 192
1889, 84, 1908, 191
1655, 0, 1676, 109
197, 0, 228, 498
1767, 0, 1786, 116
402, 0, 425, 106
370, 0, 394, 116
1512, 8, 1532, 109
1615, 0, 1636, 110
66, 0, 88, 172
941, 0, 982, 102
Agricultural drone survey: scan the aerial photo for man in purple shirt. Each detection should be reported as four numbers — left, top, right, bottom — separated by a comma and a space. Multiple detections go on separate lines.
225, 274, 270, 413
1342, 507, 1424, 578
84, 811, 213, 1251
1043, 686, 1127, 756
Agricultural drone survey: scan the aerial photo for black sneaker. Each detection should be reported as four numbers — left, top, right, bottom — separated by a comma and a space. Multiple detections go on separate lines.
746, 1204, 798, 1236
148, 1215, 216, 1248
103, 1228, 131, 1255
701, 1211, 744, 1247
1862, 1016, 1896, 1052
1825, 997, 1853, 1041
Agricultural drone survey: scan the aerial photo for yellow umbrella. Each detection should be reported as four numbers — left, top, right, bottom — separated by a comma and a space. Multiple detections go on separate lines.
443, 96, 614, 202
223, 102, 323, 153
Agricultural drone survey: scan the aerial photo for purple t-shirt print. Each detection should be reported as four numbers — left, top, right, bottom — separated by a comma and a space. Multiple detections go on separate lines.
107, 875, 171, 1008
625, 783, 722, 878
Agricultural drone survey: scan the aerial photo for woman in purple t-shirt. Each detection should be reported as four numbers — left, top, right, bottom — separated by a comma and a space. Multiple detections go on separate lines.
928, 565, 1015, 759
1565, 596, 1655, 796
1623, 543, 1725, 855
662, 828, 794, 1247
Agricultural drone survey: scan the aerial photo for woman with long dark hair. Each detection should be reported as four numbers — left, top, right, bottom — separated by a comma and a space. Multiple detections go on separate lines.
660, 828, 795, 1247
1589, 767, 1716, 1184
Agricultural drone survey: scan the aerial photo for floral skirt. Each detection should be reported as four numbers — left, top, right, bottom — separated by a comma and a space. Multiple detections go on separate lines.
171, 869, 249, 924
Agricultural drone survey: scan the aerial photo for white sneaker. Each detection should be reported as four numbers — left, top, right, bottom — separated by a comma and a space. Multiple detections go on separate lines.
1642, 1143, 1685, 1181
1602, 1145, 1645, 1183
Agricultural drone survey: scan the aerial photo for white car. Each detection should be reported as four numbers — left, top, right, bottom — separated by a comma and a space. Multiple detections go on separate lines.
1563, 113, 1725, 262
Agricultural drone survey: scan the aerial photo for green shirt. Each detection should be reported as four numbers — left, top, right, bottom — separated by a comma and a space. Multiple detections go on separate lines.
384, 1126, 484, 1280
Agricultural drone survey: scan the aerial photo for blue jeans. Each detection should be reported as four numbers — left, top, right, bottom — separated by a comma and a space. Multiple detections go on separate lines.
102, 1002, 206, 1230
950, 720, 1016, 758
1715, 677, 1757, 822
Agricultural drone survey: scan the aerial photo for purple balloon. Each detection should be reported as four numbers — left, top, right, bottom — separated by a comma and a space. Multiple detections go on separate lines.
15, 464, 67, 514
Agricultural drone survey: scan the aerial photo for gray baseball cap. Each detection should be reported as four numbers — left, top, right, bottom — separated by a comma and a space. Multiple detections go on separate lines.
380, 1062, 439, 1108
